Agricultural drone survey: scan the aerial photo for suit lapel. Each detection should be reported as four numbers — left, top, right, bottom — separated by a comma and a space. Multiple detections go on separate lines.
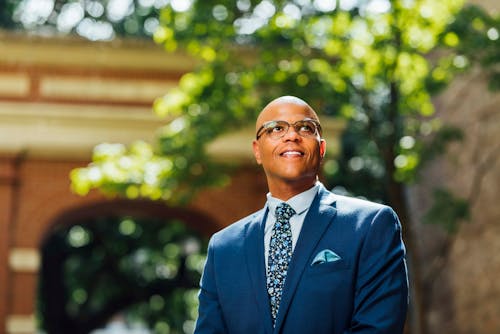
244, 207, 274, 334
274, 187, 338, 332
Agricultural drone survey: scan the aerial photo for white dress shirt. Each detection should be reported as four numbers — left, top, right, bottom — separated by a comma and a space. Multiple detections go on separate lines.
264, 182, 320, 271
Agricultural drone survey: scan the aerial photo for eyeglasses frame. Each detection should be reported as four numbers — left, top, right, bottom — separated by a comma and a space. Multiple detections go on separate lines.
255, 118, 322, 140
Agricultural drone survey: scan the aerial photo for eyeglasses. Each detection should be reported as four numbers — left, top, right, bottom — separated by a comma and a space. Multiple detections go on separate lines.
255, 119, 322, 140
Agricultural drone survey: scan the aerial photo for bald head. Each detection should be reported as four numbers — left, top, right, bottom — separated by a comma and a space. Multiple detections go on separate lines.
268, 95, 309, 107
256, 96, 320, 131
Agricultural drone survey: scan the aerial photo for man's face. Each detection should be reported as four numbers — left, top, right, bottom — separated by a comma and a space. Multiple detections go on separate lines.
252, 102, 326, 190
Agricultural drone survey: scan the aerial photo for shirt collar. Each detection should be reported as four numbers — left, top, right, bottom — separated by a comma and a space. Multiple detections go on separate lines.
266, 182, 320, 217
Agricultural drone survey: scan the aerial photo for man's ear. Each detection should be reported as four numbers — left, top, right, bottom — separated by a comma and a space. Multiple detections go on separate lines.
320, 139, 326, 160
252, 140, 262, 165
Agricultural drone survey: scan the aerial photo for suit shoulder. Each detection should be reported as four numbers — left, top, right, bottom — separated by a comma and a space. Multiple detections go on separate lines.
332, 194, 399, 224
334, 194, 387, 211
319, 183, 390, 214
210, 208, 265, 245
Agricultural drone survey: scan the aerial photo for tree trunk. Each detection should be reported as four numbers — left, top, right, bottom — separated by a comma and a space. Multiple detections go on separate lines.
385, 79, 426, 334
387, 179, 426, 334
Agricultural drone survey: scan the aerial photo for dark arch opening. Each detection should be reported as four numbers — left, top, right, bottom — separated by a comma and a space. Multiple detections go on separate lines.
43, 199, 220, 238
38, 199, 218, 334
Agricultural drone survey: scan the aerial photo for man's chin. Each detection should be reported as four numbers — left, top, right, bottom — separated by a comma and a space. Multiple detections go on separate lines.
279, 174, 317, 186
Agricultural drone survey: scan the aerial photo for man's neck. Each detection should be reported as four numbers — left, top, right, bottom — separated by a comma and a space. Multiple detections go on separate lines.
268, 180, 317, 201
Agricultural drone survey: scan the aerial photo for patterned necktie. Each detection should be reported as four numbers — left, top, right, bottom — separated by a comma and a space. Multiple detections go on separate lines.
267, 202, 296, 325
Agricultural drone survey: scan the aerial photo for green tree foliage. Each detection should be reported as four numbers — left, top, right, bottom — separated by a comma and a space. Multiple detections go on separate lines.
423, 189, 470, 234
445, 5, 500, 91
67, 0, 499, 207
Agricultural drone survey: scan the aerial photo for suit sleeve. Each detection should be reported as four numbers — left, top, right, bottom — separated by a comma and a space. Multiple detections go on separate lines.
194, 237, 228, 334
345, 206, 409, 334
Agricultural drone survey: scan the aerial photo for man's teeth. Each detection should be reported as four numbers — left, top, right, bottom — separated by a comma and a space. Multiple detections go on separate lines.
282, 151, 302, 156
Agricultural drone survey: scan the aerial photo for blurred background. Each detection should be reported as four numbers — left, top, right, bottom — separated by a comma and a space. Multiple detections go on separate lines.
0, 0, 498, 333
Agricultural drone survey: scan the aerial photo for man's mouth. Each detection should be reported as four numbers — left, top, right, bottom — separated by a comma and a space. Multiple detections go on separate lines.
280, 150, 304, 157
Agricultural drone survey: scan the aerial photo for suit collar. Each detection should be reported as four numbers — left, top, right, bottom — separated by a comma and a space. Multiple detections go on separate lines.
266, 182, 320, 216
274, 184, 338, 331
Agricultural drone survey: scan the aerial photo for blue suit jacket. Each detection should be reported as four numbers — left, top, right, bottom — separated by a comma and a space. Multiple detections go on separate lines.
195, 184, 408, 334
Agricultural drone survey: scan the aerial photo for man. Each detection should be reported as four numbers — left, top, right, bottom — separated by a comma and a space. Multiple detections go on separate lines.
194, 96, 408, 334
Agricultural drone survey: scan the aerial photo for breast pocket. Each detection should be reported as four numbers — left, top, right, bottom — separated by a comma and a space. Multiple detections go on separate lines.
301, 259, 354, 300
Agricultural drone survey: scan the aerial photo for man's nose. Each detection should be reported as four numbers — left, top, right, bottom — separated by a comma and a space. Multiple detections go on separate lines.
282, 126, 301, 141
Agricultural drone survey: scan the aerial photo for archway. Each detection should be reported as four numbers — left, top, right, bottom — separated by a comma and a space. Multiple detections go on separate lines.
37, 199, 218, 333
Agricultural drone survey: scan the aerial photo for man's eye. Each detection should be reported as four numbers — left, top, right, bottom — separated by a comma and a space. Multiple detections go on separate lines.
267, 125, 284, 133
299, 124, 314, 133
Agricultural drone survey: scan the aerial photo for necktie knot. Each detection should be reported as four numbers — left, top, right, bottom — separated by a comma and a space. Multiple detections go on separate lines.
275, 202, 296, 220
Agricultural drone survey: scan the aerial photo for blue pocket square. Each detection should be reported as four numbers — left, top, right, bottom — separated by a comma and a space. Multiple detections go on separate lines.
311, 249, 341, 266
